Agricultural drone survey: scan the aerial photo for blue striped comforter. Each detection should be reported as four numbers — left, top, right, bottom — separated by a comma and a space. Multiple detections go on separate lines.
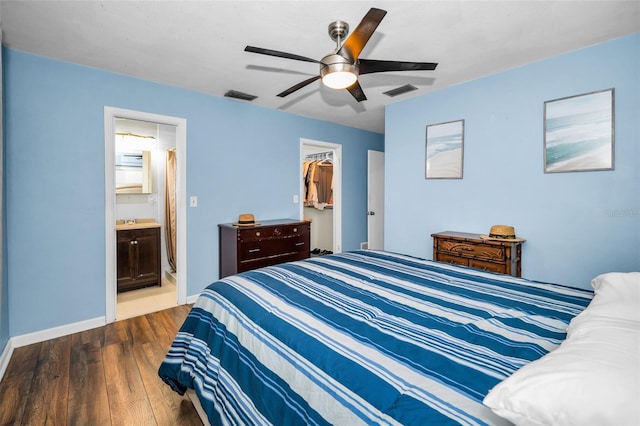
159, 251, 592, 425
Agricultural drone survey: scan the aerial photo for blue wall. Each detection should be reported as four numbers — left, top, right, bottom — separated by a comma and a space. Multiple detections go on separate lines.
4, 49, 383, 336
385, 33, 639, 289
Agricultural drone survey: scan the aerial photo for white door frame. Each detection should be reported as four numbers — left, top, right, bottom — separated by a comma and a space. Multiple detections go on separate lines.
300, 138, 342, 254
367, 150, 384, 250
104, 107, 187, 323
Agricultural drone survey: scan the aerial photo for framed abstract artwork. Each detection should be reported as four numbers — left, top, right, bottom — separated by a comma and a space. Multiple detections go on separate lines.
425, 119, 464, 179
544, 88, 614, 173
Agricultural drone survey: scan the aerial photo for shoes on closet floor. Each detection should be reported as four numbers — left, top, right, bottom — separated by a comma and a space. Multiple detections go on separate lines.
311, 248, 333, 256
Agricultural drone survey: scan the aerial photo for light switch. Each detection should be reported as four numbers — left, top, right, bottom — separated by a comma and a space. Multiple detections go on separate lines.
293, 194, 299, 204
190, 196, 198, 207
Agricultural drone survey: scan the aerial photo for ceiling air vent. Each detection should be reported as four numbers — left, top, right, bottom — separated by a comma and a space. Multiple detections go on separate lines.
382, 84, 418, 97
224, 90, 258, 101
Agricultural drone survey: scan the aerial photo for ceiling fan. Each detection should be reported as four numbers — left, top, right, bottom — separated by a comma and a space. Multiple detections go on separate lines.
244, 8, 438, 102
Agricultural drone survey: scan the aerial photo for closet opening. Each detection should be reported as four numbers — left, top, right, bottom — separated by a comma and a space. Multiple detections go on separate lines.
300, 139, 342, 255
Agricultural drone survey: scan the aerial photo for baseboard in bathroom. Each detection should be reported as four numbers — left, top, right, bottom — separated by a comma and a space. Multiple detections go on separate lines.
164, 269, 177, 285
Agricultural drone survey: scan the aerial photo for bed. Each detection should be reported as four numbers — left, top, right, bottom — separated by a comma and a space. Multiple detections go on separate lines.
158, 250, 636, 425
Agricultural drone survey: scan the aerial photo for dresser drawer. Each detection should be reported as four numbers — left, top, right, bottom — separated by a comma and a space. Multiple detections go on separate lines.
239, 224, 308, 242
436, 252, 469, 267
438, 239, 505, 261
240, 235, 308, 260
469, 259, 506, 274
239, 251, 309, 272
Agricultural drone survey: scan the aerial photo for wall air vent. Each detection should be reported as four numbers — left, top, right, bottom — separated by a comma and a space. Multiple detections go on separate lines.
382, 84, 418, 97
224, 90, 258, 101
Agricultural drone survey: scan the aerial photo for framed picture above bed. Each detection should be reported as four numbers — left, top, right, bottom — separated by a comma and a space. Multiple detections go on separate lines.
425, 119, 464, 179
544, 88, 615, 173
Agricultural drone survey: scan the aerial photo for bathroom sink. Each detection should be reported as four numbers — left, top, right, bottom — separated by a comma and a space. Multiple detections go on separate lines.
115, 218, 161, 230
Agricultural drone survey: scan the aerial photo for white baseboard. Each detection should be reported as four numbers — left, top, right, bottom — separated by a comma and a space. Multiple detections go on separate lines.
0, 338, 15, 383
11, 316, 106, 349
1, 302, 200, 381
0, 300, 208, 381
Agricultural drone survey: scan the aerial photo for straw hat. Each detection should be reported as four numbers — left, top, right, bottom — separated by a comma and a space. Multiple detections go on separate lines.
480, 225, 525, 242
232, 213, 260, 227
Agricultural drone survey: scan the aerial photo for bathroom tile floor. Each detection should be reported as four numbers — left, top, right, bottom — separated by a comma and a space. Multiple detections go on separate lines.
116, 278, 177, 321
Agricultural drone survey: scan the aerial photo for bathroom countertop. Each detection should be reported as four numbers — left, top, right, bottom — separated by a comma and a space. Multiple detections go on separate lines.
116, 218, 161, 231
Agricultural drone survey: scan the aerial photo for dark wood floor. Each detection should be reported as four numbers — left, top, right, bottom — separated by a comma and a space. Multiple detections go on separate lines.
0, 304, 203, 425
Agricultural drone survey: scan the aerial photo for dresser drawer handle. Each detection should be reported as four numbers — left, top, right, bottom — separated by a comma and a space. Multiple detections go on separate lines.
248, 248, 261, 253
295, 242, 305, 246
460, 247, 474, 251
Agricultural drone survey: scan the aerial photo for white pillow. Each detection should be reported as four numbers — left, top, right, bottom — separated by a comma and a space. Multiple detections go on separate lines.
585, 272, 640, 322
483, 272, 640, 426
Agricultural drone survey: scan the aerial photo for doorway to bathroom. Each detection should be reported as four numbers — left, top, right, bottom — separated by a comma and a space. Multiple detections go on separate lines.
104, 107, 187, 323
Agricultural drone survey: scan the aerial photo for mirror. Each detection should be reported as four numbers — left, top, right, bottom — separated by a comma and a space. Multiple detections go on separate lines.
115, 150, 152, 194
114, 119, 157, 195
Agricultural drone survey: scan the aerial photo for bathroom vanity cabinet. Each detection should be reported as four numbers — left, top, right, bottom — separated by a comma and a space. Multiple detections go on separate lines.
117, 225, 161, 292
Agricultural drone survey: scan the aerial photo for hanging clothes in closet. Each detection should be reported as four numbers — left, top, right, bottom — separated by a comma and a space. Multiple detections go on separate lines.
303, 153, 333, 210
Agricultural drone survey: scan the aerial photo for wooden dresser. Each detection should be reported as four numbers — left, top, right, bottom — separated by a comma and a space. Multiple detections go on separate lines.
219, 219, 311, 278
431, 231, 523, 277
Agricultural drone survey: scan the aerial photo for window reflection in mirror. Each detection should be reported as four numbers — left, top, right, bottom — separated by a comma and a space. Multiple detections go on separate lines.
115, 149, 152, 194
114, 126, 156, 195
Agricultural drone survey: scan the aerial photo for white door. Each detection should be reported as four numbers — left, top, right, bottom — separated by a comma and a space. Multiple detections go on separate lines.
367, 150, 384, 250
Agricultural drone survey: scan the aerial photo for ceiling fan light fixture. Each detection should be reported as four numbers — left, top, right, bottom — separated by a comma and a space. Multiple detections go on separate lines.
246, 8, 438, 102
322, 71, 357, 89
321, 61, 357, 89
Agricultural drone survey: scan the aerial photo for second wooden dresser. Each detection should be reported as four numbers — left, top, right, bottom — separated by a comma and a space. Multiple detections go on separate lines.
431, 231, 523, 277
219, 219, 310, 278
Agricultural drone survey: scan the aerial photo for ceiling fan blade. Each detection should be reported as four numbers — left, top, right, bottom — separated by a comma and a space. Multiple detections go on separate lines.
277, 75, 321, 97
346, 80, 367, 102
358, 59, 438, 75
337, 8, 387, 62
245, 46, 321, 64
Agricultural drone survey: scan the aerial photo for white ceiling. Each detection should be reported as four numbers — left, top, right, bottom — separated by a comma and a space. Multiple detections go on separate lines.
1, 1, 638, 133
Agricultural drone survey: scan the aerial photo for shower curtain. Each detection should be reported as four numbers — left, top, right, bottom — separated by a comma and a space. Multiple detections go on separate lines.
164, 149, 177, 271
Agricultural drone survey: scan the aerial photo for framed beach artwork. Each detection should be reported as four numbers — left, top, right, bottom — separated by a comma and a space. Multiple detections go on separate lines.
425, 119, 464, 179
544, 88, 614, 173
